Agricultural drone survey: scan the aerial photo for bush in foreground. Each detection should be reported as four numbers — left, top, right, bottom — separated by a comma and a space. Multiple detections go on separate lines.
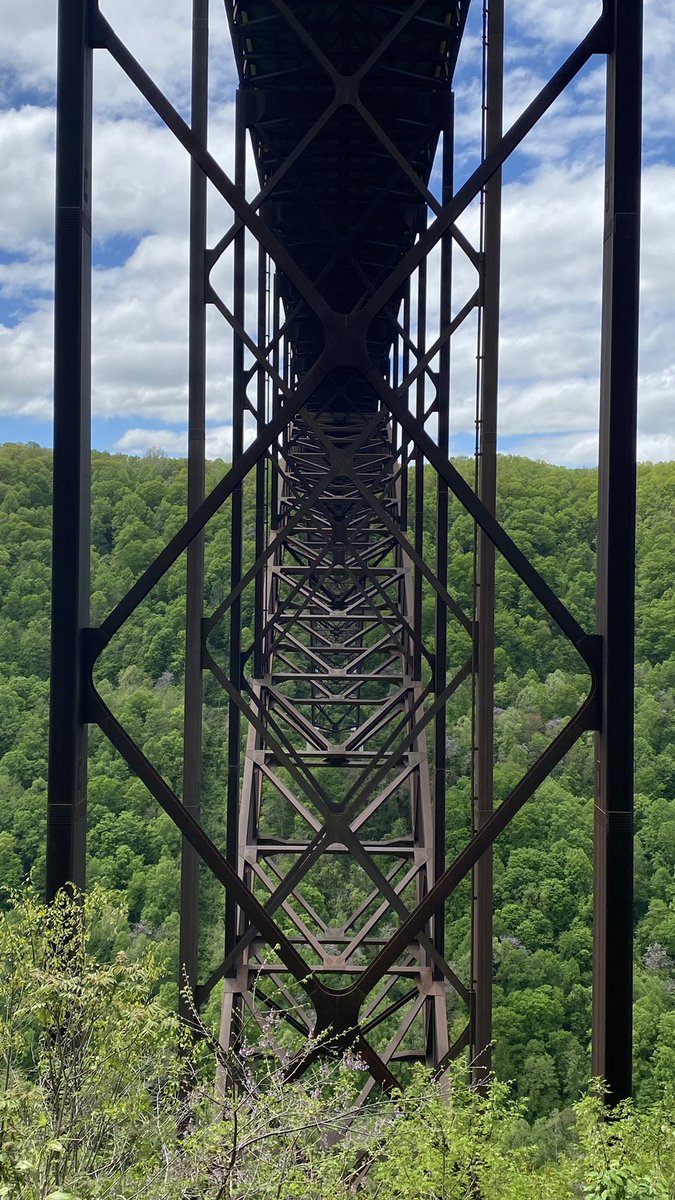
0, 887, 672, 1199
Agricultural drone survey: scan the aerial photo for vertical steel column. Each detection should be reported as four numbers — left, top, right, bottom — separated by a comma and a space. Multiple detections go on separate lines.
472, 0, 503, 1085
270, 274, 280, 531
434, 102, 454, 966
224, 92, 247, 965
47, 0, 92, 900
592, 0, 642, 1105
254, 245, 267, 678
413, 261, 427, 682
400, 288, 411, 537
179, 0, 208, 1022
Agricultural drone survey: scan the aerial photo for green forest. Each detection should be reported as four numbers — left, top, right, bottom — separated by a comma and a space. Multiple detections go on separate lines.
0, 441, 673, 1195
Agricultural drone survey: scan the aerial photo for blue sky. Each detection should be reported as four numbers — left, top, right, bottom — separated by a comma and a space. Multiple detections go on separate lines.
0, 0, 674, 466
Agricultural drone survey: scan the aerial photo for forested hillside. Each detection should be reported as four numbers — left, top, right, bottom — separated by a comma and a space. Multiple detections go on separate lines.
0, 442, 673, 1119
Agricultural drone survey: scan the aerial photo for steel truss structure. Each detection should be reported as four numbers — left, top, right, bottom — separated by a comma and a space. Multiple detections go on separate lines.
48, 0, 642, 1101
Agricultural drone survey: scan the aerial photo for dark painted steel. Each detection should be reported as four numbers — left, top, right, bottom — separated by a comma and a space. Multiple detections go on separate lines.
413, 260, 426, 685
593, 0, 643, 1104
179, 0, 209, 1027
47, 0, 92, 900
254, 243, 267, 678
472, 0, 503, 1088
433, 101, 453, 988
223, 90, 247, 976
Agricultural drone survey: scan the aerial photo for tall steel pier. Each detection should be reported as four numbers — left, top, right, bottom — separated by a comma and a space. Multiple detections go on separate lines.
48, 0, 642, 1101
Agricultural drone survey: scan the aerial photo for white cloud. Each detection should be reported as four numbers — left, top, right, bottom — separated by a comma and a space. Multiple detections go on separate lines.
0, 91, 248, 424
0, 0, 237, 113
643, 0, 675, 147
498, 379, 599, 440
115, 426, 187, 455
92, 234, 190, 419
506, 432, 599, 467
114, 420, 255, 459
636, 433, 675, 464
0, 256, 53, 304
0, 5, 673, 468
93, 117, 190, 239
506, 0, 603, 49
0, 303, 53, 414
0, 107, 55, 252
0, 0, 56, 100
92, 0, 237, 118
506, 426, 675, 468
636, 368, 675, 442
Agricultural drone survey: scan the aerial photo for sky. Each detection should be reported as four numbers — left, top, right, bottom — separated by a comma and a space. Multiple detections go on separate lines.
0, 0, 674, 467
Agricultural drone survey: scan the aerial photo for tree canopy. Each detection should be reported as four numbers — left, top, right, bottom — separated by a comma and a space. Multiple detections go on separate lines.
0, 442, 673, 1121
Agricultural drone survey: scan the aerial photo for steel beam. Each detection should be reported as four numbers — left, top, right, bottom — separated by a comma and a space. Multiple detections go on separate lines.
47, 0, 92, 899
222, 90, 248, 978
472, 0, 503, 1088
430, 97, 454, 1069
592, 0, 643, 1104
179, 0, 209, 1026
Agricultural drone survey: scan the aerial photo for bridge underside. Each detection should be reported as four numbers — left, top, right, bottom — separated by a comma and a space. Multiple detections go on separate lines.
212, 0, 471, 1088
49, 0, 642, 1101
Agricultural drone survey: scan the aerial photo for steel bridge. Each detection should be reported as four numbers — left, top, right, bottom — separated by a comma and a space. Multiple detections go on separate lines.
48, 0, 642, 1101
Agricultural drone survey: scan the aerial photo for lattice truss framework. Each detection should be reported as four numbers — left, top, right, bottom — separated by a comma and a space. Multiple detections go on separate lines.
49, 0, 642, 1100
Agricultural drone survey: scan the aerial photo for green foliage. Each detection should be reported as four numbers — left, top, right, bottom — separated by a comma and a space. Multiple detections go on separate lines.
0, 886, 184, 1197
0, 888, 673, 1198
0, 444, 674, 1122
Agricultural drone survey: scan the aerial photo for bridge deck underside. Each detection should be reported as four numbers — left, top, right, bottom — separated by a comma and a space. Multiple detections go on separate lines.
228, 0, 468, 397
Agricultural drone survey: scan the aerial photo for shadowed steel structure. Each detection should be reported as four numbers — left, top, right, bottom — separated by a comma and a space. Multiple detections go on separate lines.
48, 0, 642, 1102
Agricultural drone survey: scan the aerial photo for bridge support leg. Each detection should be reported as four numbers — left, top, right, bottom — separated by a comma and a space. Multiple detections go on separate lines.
47, 0, 93, 900
179, 0, 209, 1025
431, 99, 453, 1070
224, 90, 247, 982
593, 0, 643, 1104
472, 0, 503, 1088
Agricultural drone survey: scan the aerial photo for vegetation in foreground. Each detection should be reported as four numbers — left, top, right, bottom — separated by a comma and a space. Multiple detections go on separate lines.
0, 445, 674, 1119
0, 888, 673, 1200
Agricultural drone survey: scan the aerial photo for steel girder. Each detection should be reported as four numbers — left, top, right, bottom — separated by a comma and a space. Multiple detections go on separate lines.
48, 0, 642, 1102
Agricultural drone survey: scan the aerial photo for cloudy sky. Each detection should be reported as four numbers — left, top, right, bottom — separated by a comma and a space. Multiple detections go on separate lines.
0, 0, 673, 466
